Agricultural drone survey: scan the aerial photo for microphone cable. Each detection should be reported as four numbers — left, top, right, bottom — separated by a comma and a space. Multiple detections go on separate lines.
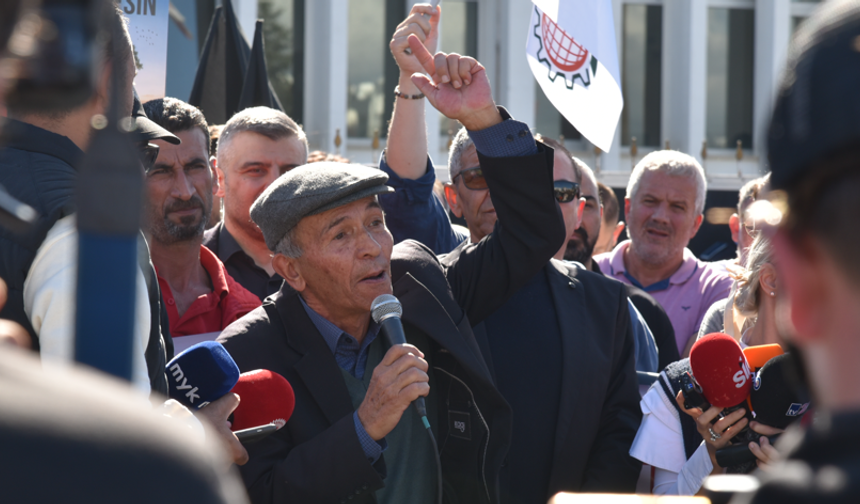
422, 413, 443, 504
372, 294, 443, 504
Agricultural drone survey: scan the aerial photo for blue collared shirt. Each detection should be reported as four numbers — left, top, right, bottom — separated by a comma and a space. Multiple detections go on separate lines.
299, 297, 388, 464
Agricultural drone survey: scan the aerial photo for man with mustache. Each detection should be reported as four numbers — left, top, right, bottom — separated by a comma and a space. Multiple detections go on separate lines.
593, 151, 732, 357
142, 98, 260, 337
565, 161, 679, 370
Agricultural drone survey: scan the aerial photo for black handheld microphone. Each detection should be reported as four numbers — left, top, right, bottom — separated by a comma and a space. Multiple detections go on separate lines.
370, 294, 429, 423
371, 294, 442, 504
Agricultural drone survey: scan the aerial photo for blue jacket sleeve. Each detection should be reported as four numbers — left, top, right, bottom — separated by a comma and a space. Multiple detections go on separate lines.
353, 411, 387, 464
378, 154, 468, 255
628, 300, 659, 373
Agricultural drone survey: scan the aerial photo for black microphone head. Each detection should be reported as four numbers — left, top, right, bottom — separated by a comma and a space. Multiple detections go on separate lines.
371, 294, 402, 324
750, 353, 810, 429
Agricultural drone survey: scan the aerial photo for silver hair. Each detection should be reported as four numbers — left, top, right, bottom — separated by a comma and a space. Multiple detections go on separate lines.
274, 227, 303, 258
217, 106, 309, 166
627, 150, 707, 215
447, 127, 475, 181
733, 233, 774, 318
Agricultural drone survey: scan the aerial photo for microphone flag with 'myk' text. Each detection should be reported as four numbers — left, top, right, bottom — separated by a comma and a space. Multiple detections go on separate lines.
526, 0, 623, 152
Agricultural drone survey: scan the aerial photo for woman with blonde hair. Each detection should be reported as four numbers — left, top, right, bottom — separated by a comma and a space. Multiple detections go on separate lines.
731, 233, 780, 347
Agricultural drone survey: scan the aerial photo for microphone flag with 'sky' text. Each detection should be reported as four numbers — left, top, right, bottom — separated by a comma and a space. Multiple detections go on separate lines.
526, 0, 623, 152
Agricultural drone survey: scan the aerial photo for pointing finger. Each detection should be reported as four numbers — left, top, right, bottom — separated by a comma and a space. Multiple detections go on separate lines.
408, 34, 436, 75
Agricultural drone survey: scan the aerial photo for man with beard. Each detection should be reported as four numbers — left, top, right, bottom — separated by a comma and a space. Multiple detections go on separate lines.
594, 151, 732, 357
565, 162, 679, 369
143, 98, 260, 337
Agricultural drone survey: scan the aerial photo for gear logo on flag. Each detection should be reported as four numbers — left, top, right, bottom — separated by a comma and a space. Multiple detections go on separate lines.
533, 8, 598, 89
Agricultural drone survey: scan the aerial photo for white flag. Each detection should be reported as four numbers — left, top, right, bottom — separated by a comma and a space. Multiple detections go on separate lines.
526, 1, 623, 152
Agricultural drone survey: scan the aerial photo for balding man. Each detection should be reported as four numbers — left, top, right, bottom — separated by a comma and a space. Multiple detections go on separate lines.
594, 152, 732, 356
217, 42, 565, 503
204, 107, 308, 301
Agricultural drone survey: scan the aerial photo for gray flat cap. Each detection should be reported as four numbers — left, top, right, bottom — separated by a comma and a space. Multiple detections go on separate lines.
251, 162, 394, 250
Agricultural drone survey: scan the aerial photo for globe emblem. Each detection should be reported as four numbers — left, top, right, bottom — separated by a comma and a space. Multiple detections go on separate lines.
540, 14, 589, 73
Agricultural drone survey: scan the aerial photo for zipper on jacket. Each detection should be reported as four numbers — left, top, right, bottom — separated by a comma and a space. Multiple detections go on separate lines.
433, 366, 491, 502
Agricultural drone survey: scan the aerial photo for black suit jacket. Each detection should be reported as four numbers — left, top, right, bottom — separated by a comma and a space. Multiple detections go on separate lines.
217, 145, 565, 504
471, 260, 643, 498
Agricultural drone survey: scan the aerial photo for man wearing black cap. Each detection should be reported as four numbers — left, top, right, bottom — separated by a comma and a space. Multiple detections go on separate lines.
0, 3, 187, 399
733, 1, 860, 501
217, 43, 564, 504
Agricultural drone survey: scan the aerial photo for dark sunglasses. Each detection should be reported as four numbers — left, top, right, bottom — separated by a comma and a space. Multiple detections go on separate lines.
139, 142, 160, 172
452, 167, 487, 190
553, 180, 581, 203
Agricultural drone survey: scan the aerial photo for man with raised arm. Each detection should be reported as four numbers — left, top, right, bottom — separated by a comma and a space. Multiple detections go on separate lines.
375, 5, 643, 501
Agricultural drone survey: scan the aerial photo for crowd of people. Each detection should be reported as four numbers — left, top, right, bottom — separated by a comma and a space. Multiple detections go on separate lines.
0, 0, 859, 503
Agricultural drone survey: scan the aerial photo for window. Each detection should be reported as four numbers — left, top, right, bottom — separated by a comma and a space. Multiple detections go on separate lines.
347, 0, 387, 139
347, 0, 405, 139
258, 0, 303, 123
438, 0, 478, 140
621, 4, 662, 147
533, 82, 582, 143
706, 8, 754, 150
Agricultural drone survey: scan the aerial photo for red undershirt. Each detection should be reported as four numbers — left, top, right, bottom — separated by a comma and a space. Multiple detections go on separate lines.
156, 245, 261, 337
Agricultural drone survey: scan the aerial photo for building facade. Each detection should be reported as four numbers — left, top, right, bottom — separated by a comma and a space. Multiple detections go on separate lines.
165, 0, 820, 191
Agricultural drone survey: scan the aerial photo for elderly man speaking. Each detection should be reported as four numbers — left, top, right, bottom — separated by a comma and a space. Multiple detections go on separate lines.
217, 38, 565, 504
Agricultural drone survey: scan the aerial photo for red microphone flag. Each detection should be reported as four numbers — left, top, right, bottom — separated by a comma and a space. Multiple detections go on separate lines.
230, 369, 296, 432
690, 333, 753, 408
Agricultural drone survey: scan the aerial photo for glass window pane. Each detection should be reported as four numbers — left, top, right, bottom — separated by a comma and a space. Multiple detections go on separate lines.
706, 8, 754, 150
439, 1, 478, 139
533, 83, 583, 143
621, 4, 662, 147
348, 0, 387, 139
258, 0, 302, 123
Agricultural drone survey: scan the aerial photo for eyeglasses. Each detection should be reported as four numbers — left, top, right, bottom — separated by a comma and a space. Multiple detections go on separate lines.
139, 142, 160, 172
452, 167, 487, 190
553, 180, 580, 203
453, 167, 581, 204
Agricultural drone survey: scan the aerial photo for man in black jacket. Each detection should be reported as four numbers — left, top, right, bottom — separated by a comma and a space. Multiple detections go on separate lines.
217, 43, 564, 503
376, 10, 643, 502
0, 4, 178, 395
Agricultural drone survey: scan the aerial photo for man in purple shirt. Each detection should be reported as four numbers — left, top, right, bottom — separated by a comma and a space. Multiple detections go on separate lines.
594, 150, 732, 357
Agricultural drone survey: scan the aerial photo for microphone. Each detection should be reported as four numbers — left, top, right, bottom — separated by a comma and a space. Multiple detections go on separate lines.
370, 294, 429, 422
371, 294, 443, 504
229, 369, 296, 432
743, 344, 784, 371
165, 341, 240, 410
715, 353, 808, 467
690, 333, 753, 408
